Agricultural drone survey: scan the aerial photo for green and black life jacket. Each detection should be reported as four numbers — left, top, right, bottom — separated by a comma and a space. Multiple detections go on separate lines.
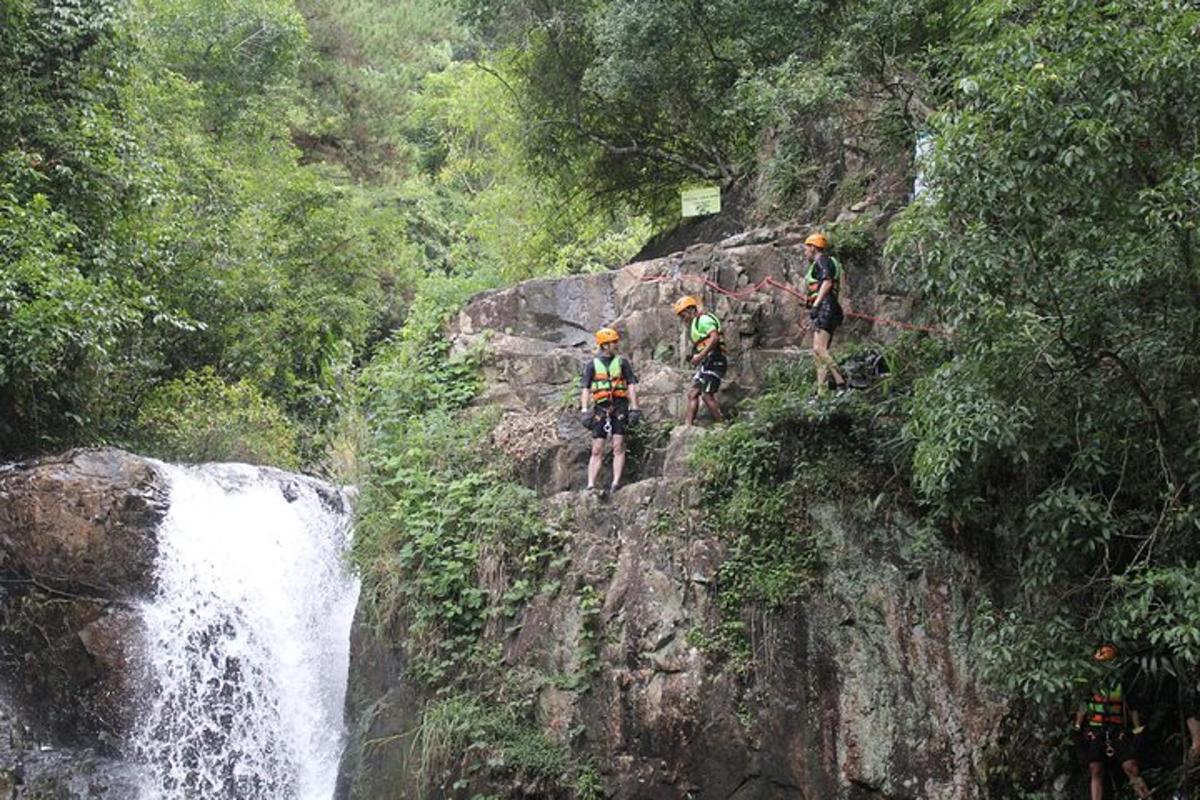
805, 256, 841, 306
591, 356, 629, 404
1086, 683, 1125, 728
689, 312, 724, 354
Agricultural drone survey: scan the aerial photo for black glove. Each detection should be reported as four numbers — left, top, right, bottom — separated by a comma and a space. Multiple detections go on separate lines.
628, 408, 643, 426
808, 306, 819, 320
579, 410, 594, 429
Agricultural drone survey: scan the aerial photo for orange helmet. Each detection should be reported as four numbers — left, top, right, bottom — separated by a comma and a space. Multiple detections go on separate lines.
1093, 644, 1119, 662
595, 327, 620, 346
804, 233, 829, 249
673, 295, 700, 315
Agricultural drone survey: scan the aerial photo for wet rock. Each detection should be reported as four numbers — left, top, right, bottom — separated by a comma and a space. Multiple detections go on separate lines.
0, 451, 162, 796
0, 689, 141, 800
0, 449, 167, 754
0, 449, 167, 598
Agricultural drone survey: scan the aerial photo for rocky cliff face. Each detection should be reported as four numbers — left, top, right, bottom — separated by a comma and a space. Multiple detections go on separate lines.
454, 225, 914, 495
0, 449, 166, 799
341, 227, 1002, 799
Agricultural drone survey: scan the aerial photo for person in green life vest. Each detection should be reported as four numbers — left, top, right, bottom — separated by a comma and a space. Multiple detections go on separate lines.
802, 233, 848, 395
579, 328, 641, 497
673, 296, 726, 426
1072, 643, 1151, 800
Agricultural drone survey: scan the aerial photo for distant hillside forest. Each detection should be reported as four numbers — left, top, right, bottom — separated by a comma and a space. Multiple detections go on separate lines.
4, 0, 1200, 754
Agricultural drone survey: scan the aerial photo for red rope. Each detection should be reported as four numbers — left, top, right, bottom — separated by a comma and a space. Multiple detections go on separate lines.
638, 271, 947, 336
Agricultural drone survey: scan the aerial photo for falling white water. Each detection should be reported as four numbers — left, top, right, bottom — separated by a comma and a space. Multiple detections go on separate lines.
132, 464, 360, 800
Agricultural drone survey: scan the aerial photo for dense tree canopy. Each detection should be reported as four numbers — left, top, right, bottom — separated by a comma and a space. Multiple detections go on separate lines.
885, 0, 1200, 717
0, 0, 399, 458
0, 0, 645, 462
455, 0, 947, 218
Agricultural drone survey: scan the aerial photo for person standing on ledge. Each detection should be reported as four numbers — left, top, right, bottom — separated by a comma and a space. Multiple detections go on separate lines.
673, 296, 726, 426
803, 232, 848, 395
579, 327, 640, 498
1073, 643, 1151, 800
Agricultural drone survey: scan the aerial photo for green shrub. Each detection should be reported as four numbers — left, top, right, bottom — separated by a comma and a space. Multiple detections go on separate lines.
134, 368, 299, 467
414, 693, 596, 799
355, 283, 557, 684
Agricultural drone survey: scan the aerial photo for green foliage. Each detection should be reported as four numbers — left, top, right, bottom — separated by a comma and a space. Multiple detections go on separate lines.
410, 61, 651, 281
0, 192, 142, 446
361, 282, 485, 421
885, 0, 1200, 766
575, 584, 604, 678
414, 693, 597, 799
0, 0, 405, 460
1108, 566, 1200, 666
294, 0, 462, 181
133, 367, 299, 467
973, 599, 1089, 708
138, 0, 308, 130
457, 0, 946, 221
688, 369, 862, 666
354, 403, 545, 684
355, 287, 557, 685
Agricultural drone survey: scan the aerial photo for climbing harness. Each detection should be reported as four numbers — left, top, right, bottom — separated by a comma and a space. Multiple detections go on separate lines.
692, 361, 724, 385
1082, 727, 1123, 759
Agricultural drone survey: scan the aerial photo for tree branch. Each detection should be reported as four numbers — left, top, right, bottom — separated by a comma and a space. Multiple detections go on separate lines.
577, 125, 726, 181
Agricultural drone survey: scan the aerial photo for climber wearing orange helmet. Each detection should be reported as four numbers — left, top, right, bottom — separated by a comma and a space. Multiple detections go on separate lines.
580, 327, 641, 498
1072, 644, 1150, 800
673, 296, 725, 426
802, 233, 848, 395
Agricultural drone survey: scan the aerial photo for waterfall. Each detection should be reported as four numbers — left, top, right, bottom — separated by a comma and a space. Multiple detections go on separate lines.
131, 464, 360, 800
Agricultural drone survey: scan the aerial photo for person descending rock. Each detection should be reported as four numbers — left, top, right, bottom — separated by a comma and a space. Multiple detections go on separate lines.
580, 328, 641, 498
802, 233, 848, 395
1073, 644, 1151, 800
673, 296, 725, 426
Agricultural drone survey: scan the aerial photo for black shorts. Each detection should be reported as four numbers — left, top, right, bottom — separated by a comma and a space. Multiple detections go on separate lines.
812, 300, 844, 335
1079, 728, 1138, 764
691, 352, 727, 394
590, 404, 628, 439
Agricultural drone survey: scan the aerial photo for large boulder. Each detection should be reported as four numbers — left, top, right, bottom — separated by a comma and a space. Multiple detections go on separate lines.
0, 449, 166, 599
0, 449, 167, 797
454, 236, 812, 421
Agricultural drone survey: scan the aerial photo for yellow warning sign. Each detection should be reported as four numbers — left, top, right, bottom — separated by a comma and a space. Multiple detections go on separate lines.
681, 185, 721, 217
